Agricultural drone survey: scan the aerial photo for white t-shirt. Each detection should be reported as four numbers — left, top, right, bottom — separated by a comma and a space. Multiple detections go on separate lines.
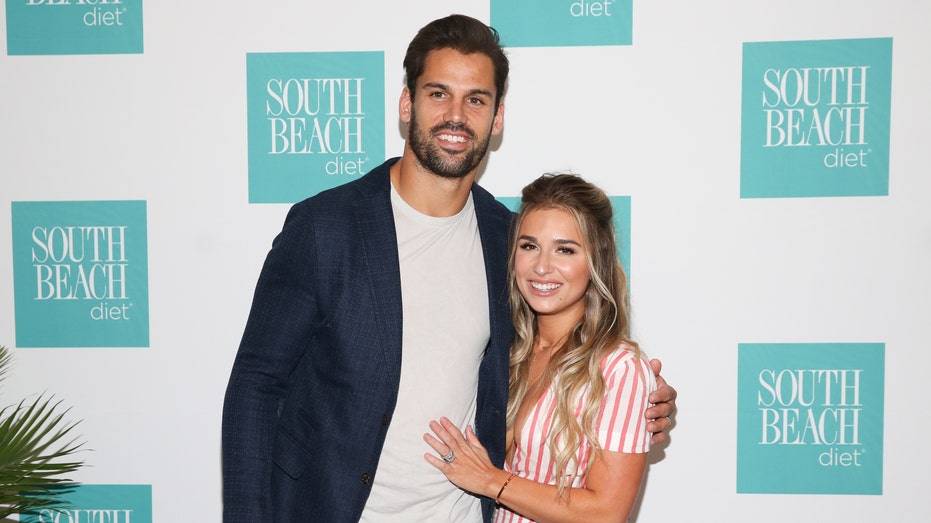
359, 186, 489, 523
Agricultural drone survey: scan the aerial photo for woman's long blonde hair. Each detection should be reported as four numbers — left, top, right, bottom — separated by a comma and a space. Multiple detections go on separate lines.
506, 173, 639, 497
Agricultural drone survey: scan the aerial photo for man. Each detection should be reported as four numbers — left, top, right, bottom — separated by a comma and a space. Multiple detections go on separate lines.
222, 14, 676, 523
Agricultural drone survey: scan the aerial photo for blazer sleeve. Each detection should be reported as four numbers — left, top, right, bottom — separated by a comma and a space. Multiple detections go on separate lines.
221, 201, 320, 522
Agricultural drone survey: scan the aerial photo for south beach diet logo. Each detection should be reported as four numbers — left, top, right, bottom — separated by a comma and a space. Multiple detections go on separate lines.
6, 0, 144, 55
247, 52, 386, 203
492, 0, 631, 47
11, 201, 149, 348
737, 343, 884, 494
21, 484, 152, 523
740, 38, 892, 198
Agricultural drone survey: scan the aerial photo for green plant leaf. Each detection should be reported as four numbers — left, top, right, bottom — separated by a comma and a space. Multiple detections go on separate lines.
0, 345, 85, 518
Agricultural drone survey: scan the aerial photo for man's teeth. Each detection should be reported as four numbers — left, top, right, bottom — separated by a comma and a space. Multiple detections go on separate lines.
438, 134, 467, 143
531, 282, 560, 291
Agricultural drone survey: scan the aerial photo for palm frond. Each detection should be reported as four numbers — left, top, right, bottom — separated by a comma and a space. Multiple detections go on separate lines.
0, 346, 85, 518
0, 347, 12, 384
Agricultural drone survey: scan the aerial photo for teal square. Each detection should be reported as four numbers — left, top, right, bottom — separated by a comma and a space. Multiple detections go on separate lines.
740, 38, 892, 198
247, 52, 386, 204
21, 484, 152, 523
737, 343, 884, 494
11, 201, 150, 348
6, 0, 144, 55
498, 195, 631, 280
492, 0, 632, 48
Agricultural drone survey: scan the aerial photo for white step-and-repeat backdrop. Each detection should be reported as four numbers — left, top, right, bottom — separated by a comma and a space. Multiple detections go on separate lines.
2, 1, 928, 521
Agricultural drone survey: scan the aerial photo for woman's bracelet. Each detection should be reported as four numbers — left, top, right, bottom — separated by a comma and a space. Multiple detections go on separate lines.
495, 473, 518, 504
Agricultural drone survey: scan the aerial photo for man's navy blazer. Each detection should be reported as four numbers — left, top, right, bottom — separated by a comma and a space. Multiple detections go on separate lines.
222, 158, 514, 522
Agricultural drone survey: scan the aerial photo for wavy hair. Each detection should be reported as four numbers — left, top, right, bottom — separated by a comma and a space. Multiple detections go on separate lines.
506, 173, 639, 496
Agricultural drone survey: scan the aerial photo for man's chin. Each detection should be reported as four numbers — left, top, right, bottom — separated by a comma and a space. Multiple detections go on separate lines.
433, 167, 472, 180
429, 153, 475, 179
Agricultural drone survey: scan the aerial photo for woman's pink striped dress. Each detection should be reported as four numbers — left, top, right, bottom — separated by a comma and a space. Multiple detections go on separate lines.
494, 344, 657, 523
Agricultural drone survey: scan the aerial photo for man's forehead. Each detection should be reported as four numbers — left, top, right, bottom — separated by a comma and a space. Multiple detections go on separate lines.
419, 48, 496, 89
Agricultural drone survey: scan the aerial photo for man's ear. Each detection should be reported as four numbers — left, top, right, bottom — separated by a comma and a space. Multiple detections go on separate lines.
399, 87, 412, 124
491, 101, 505, 136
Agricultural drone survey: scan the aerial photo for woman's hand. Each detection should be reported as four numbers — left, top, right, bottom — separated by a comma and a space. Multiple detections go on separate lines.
424, 417, 510, 497
425, 417, 647, 523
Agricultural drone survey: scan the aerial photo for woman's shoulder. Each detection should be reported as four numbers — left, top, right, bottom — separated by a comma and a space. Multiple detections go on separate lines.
601, 344, 655, 383
601, 342, 646, 367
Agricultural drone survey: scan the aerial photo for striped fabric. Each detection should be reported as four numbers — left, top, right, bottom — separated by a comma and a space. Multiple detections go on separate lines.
494, 344, 657, 523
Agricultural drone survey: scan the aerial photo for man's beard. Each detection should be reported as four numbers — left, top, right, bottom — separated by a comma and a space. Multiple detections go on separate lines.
407, 106, 493, 179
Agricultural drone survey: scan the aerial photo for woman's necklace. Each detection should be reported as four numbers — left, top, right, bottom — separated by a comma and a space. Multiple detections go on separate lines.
526, 335, 565, 396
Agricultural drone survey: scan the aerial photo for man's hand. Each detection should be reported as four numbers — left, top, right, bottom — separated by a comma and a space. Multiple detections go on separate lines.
645, 358, 677, 446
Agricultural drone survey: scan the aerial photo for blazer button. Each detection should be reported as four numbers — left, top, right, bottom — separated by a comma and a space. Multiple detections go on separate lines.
381, 414, 390, 426
361, 473, 371, 484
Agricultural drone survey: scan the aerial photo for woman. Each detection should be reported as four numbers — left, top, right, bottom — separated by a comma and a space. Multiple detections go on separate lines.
425, 173, 656, 523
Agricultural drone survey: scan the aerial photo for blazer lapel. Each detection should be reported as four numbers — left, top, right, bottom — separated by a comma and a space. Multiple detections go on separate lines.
355, 184, 403, 385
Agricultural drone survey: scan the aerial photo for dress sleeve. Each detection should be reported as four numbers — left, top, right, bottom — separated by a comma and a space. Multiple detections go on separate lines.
594, 346, 657, 454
